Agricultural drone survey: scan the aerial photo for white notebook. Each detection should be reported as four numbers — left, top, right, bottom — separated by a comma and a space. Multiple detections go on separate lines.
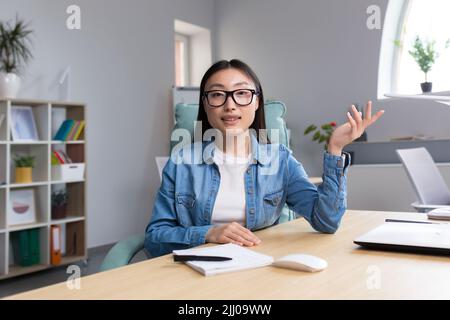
173, 243, 274, 276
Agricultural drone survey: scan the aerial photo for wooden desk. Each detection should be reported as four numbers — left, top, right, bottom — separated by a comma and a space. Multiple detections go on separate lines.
6, 210, 450, 299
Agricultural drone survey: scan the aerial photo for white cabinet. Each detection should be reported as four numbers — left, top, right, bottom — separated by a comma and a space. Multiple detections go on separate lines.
347, 163, 450, 212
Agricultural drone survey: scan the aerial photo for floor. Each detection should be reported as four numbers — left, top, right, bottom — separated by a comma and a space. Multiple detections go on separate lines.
0, 244, 147, 299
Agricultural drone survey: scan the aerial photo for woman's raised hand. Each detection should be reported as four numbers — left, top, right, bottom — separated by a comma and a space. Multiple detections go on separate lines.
327, 101, 385, 156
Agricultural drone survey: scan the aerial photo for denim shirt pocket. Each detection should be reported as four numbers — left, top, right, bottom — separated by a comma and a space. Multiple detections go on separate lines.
262, 189, 284, 226
175, 193, 196, 226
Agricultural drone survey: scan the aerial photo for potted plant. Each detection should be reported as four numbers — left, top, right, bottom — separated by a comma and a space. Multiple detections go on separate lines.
304, 121, 337, 150
51, 190, 68, 220
0, 17, 33, 98
407, 36, 444, 93
13, 154, 35, 183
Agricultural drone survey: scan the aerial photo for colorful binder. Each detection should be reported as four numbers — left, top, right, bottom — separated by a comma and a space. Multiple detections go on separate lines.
54, 120, 74, 141
67, 121, 81, 140
11, 230, 32, 266
62, 119, 76, 141
28, 228, 40, 265
50, 225, 62, 265
73, 121, 85, 140
11, 229, 40, 266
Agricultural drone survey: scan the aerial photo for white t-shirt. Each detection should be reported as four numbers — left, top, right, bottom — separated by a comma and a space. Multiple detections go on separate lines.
211, 147, 252, 226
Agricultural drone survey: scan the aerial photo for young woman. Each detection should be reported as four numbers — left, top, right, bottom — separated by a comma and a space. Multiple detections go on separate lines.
145, 59, 384, 257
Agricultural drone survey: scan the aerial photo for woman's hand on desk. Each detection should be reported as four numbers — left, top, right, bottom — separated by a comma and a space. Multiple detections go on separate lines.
327, 101, 385, 156
206, 222, 262, 246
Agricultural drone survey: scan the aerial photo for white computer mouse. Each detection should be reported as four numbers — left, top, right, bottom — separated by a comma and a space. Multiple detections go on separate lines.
272, 254, 328, 272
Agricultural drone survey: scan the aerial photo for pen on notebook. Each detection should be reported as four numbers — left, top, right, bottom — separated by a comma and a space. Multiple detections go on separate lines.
173, 255, 232, 262
385, 219, 437, 224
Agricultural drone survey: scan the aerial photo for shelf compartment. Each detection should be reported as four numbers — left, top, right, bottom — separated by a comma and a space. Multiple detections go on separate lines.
10, 102, 50, 142
7, 185, 49, 228
51, 182, 85, 220
50, 143, 84, 164
51, 106, 85, 142
8, 226, 49, 271
65, 221, 85, 257
10, 144, 49, 183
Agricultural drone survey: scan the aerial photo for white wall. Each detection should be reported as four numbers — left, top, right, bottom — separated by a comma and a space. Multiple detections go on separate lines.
0, 0, 216, 247
214, 0, 450, 176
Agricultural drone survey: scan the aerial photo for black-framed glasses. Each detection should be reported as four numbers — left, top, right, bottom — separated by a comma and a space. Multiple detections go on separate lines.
203, 89, 259, 108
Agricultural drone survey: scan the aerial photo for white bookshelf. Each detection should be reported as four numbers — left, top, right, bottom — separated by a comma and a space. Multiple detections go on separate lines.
0, 98, 87, 280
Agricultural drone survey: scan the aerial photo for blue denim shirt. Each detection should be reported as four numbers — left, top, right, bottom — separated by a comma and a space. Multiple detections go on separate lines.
145, 134, 350, 257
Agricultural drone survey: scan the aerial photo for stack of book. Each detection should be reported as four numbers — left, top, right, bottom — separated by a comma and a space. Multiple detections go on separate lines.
11, 229, 40, 267
54, 119, 85, 141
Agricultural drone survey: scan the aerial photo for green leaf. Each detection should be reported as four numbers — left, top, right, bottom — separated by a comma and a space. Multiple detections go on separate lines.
14, 155, 35, 168
408, 36, 438, 74
304, 125, 317, 135
312, 131, 321, 141
0, 17, 33, 75
52, 190, 68, 206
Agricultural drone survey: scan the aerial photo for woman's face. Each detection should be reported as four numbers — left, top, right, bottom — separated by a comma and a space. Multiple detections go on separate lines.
203, 68, 259, 138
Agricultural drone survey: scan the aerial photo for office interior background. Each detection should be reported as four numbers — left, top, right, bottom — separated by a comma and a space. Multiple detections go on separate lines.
0, 0, 449, 297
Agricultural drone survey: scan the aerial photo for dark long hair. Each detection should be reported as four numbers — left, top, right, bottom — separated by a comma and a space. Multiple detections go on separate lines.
196, 59, 269, 143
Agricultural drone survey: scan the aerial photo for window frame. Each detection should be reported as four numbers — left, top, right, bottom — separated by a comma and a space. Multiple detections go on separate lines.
175, 33, 190, 87
380, 0, 450, 97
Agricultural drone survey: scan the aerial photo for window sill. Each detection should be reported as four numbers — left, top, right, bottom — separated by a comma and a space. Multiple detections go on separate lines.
383, 92, 450, 106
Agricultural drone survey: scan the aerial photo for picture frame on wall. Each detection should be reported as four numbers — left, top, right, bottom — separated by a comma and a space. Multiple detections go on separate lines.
11, 106, 39, 141
8, 189, 37, 226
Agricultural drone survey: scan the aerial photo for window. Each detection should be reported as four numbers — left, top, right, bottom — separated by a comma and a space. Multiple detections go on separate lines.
175, 33, 190, 87
174, 19, 212, 87
379, 0, 450, 96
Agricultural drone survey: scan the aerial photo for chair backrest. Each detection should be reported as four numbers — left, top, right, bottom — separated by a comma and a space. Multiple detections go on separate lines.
155, 156, 169, 182
396, 147, 450, 205
170, 101, 290, 152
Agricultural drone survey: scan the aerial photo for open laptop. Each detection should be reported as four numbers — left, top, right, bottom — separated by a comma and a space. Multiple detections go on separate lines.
354, 220, 450, 256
